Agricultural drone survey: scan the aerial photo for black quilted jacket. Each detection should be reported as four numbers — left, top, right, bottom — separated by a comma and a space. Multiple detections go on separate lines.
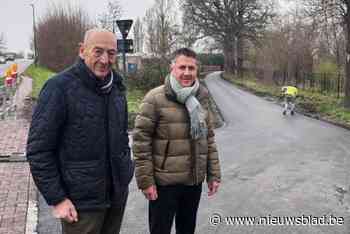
26, 59, 134, 210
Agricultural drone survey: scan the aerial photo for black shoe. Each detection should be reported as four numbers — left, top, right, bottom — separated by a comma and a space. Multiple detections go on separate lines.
283, 110, 286, 115
291, 110, 294, 115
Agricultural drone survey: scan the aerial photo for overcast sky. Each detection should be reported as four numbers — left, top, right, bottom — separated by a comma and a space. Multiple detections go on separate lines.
1, 0, 292, 54
0, 0, 155, 53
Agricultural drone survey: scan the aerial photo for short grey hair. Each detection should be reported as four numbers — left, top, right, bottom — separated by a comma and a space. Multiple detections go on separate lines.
83, 28, 115, 44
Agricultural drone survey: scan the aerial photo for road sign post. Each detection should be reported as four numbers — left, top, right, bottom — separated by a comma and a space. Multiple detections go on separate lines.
116, 19, 133, 75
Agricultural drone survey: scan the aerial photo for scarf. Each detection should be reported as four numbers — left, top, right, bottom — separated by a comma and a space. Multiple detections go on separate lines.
169, 74, 208, 140
78, 58, 114, 94
96, 71, 113, 94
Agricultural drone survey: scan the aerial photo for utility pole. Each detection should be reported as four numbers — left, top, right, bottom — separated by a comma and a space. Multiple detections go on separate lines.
30, 3, 38, 66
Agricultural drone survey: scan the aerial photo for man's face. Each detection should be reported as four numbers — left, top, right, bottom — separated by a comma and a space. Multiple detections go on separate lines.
171, 55, 198, 87
79, 31, 117, 79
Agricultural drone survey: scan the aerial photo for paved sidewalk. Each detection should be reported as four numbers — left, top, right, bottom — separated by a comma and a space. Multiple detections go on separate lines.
0, 75, 32, 157
0, 76, 37, 234
0, 119, 29, 157
0, 163, 36, 234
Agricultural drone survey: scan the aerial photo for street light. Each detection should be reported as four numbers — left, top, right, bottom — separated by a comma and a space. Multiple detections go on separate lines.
30, 3, 38, 65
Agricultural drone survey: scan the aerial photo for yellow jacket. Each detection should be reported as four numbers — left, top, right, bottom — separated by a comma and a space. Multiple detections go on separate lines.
282, 86, 298, 97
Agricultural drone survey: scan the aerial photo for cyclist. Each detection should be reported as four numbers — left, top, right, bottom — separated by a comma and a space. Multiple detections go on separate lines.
281, 85, 298, 116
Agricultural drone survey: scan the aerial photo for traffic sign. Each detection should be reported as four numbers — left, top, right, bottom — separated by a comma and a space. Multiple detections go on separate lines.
117, 39, 134, 53
116, 20, 133, 39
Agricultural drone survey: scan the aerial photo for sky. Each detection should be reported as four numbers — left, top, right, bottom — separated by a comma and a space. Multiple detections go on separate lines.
0, 0, 155, 53
0, 0, 292, 54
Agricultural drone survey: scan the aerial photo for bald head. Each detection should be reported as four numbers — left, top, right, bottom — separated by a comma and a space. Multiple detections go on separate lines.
81, 28, 117, 49
83, 28, 116, 46
79, 28, 117, 79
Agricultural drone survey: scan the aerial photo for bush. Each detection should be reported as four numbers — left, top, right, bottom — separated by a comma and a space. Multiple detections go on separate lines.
197, 53, 224, 66
127, 57, 168, 91
315, 59, 340, 76
36, 3, 92, 72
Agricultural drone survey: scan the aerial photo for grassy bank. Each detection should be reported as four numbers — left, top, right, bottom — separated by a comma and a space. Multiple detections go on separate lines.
24, 64, 56, 99
222, 72, 350, 127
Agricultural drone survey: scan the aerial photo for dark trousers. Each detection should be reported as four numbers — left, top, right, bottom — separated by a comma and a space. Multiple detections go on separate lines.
149, 184, 202, 234
61, 190, 128, 234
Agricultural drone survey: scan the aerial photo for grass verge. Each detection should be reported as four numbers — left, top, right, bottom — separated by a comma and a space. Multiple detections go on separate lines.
127, 88, 146, 129
24, 64, 56, 99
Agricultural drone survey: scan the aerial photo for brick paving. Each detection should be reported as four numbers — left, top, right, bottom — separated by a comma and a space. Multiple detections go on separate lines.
0, 75, 37, 234
0, 163, 35, 234
0, 119, 29, 157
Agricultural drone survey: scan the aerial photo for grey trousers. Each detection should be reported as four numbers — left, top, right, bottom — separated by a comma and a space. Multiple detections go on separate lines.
61, 190, 128, 234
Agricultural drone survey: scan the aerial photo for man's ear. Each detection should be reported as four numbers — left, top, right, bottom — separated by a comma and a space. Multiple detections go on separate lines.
78, 42, 85, 59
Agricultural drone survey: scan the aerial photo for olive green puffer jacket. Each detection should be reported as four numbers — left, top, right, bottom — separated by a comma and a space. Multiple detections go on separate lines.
132, 77, 221, 190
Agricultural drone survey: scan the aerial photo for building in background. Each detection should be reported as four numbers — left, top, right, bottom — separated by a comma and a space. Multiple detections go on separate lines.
117, 52, 145, 73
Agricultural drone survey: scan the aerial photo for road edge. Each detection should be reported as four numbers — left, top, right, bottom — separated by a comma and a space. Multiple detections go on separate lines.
26, 174, 38, 234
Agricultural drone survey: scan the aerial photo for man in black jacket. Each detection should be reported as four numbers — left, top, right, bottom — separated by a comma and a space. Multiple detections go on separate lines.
26, 28, 134, 234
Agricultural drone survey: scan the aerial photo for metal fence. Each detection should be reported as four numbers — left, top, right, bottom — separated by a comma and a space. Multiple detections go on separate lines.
269, 71, 345, 98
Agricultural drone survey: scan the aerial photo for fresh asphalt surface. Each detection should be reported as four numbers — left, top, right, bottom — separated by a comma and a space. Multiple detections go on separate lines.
39, 72, 350, 233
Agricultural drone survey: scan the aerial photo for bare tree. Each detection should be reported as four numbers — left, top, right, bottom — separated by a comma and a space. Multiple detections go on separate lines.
144, 9, 157, 55
255, 19, 290, 74
181, 0, 275, 76
253, 8, 318, 85
279, 7, 318, 84
302, 0, 350, 106
98, 0, 123, 32
310, 1, 345, 70
133, 17, 144, 53
178, 7, 201, 48
36, 3, 93, 71
144, 0, 180, 59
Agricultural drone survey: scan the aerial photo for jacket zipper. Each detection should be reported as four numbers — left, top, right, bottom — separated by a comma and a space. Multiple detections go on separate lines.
104, 95, 110, 203
161, 141, 170, 170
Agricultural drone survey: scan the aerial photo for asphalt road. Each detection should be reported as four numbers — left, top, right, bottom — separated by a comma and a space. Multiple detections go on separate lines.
38, 71, 350, 234
195, 72, 349, 233
123, 72, 350, 233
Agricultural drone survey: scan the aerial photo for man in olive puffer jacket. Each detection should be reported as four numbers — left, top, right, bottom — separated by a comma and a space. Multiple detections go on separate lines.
133, 48, 221, 234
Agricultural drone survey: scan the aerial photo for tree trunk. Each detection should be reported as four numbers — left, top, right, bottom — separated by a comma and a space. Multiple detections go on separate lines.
237, 0, 244, 78
237, 36, 244, 78
344, 12, 350, 108
223, 41, 237, 75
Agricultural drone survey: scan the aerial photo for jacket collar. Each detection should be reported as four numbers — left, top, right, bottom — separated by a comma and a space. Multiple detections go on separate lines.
73, 58, 126, 95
